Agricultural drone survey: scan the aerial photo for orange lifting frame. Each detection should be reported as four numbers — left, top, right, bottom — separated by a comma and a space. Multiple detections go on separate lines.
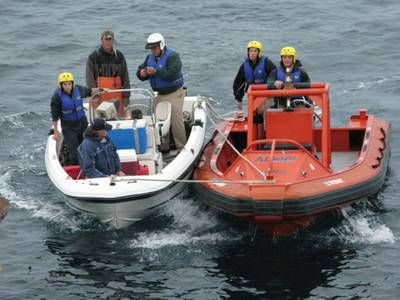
247, 83, 332, 168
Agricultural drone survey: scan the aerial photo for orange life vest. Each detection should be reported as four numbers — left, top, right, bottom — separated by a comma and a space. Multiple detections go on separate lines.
96, 76, 125, 115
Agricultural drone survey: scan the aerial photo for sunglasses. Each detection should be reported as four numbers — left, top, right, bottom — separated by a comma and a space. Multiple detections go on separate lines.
104, 37, 113, 41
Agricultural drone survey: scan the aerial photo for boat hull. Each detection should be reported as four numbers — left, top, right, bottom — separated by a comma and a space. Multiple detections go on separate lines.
194, 115, 390, 236
66, 172, 190, 229
45, 95, 207, 229
0, 196, 9, 223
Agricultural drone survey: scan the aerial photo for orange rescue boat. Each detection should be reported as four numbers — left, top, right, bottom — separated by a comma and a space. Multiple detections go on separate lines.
0, 196, 9, 223
193, 83, 390, 236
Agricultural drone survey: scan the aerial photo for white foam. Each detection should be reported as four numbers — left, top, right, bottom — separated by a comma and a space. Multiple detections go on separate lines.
0, 112, 26, 128
0, 169, 90, 232
334, 77, 392, 96
333, 210, 396, 244
130, 231, 228, 249
357, 78, 388, 89
346, 217, 395, 244
161, 197, 218, 231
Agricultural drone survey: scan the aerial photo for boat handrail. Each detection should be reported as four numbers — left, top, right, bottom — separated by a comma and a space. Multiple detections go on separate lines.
205, 103, 267, 181
247, 82, 332, 169
243, 138, 332, 174
86, 88, 156, 123
244, 138, 307, 151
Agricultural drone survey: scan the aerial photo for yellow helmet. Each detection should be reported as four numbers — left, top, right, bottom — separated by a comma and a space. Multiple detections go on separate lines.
57, 72, 74, 86
280, 46, 296, 63
247, 40, 263, 57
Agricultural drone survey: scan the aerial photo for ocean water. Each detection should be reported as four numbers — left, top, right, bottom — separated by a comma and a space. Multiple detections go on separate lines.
1, 0, 400, 299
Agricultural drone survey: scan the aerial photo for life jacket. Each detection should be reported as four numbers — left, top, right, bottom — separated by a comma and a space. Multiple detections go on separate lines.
147, 48, 184, 91
56, 87, 85, 122
95, 49, 124, 114
277, 66, 301, 83
243, 56, 267, 84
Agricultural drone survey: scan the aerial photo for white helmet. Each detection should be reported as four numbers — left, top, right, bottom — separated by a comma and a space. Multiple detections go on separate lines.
145, 33, 165, 50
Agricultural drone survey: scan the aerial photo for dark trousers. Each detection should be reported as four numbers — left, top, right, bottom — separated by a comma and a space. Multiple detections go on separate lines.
61, 118, 88, 165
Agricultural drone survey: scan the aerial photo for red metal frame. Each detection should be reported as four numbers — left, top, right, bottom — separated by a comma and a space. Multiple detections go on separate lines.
247, 83, 331, 168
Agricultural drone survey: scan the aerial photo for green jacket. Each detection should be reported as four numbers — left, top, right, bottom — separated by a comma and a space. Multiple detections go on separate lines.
136, 48, 183, 95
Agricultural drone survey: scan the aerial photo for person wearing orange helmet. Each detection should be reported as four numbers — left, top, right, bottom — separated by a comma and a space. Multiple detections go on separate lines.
233, 40, 276, 110
50, 72, 104, 165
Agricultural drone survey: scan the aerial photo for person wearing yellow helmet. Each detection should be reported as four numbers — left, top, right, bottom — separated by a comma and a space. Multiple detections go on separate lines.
50, 72, 105, 165
267, 46, 310, 90
233, 40, 276, 110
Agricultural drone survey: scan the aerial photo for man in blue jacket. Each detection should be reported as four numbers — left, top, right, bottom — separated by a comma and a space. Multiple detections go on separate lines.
78, 118, 125, 178
136, 33, 186, 152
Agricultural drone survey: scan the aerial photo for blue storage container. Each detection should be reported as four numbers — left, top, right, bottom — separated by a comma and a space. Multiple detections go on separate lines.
108, 120, 147, 153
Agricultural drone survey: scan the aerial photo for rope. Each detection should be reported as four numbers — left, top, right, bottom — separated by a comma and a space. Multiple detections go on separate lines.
110, 176, 271, 185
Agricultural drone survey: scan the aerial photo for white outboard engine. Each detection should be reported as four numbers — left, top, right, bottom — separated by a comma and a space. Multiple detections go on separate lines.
155, 102, 172, 152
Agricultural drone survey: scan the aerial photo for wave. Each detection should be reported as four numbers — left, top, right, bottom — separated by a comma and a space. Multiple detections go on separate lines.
333, 75, 400, 96
0, 111, 45, 128
130, 231, 229, 250
0, 160, 97, 232
129, 196, 241, 250
329, 205, 395, 244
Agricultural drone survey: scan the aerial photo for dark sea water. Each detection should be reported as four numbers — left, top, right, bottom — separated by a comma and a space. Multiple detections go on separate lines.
1, 0, 400, 299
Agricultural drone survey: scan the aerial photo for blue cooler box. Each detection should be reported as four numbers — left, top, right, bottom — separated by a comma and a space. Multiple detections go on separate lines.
108, 119, 147, 153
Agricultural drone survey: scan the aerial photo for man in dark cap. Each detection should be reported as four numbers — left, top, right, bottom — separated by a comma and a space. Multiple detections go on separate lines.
78, 118, 125, 178
86, 30, 131, 116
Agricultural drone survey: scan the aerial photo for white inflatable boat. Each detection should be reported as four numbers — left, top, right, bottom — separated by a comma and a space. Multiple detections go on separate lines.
45, 89, 207, 229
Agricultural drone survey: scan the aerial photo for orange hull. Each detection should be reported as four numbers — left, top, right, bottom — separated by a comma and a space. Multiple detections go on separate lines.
194, 83, 390, 236
0, 196, 9, 223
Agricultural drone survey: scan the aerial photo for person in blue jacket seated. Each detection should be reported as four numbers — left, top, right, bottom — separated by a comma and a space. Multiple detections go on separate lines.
78, 118, 125, 178
267, 46, 311, 108
267, 46, 310, 89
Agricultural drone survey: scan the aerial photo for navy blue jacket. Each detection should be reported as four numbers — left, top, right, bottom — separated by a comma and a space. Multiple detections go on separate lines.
51, 85, 91, 122
78, 128, 121, 178
267, 60, 310, 85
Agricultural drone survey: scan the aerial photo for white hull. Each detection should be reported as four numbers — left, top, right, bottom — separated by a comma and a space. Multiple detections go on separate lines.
45, 95, 207, 228
66, 172, 189, 229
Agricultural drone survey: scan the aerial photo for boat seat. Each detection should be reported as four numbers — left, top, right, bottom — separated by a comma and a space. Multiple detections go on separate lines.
63, 165, 84, 180
155, 102, 171, 137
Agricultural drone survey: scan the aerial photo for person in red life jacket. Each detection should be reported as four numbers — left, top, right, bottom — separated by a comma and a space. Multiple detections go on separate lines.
136, 33, 186, 152
233, 40, 276, 111
50, 72, 105, 165
86, 30, 131, 115
267, 46, 310, 89
78, 118, 125, 178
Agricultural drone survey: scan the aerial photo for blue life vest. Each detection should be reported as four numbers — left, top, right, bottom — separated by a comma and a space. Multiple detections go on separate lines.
147, 48, 184, 91
243, 56, 267, 84
277, 67, 301, 83
56, 87, 85, 121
